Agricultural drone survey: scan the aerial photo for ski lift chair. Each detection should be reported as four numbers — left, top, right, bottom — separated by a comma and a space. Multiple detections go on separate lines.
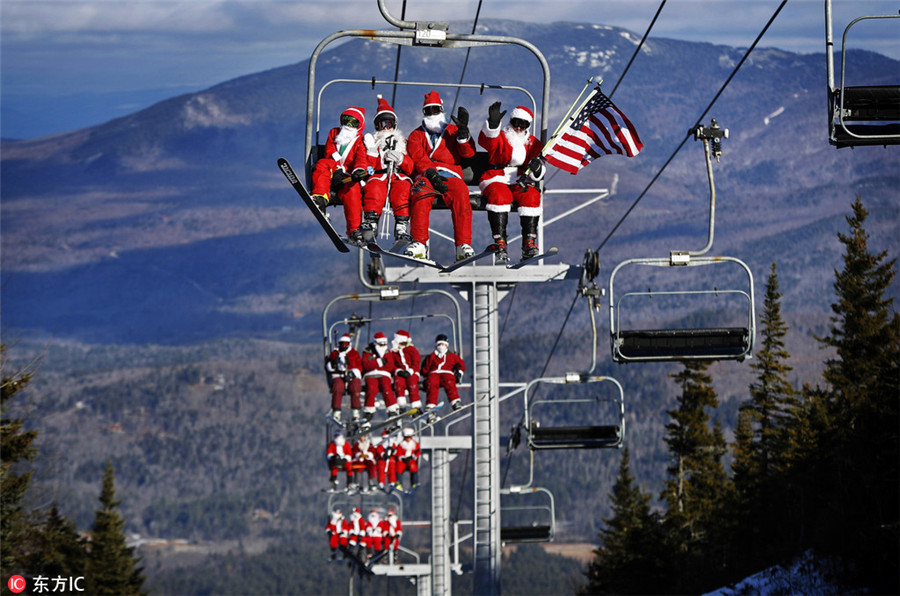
499, 486, 556, 544
609, 256, 756, 362
826, 1, 900, 147
525, 374, 625, 450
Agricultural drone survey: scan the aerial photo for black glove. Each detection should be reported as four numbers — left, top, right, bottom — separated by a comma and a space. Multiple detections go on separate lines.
488, 101, 506, 129
425, 168, 449, 194
343, 371, 355, 384
451, 107, 469, 140
397, 370, 411, 379
528, 157, 543, 177
350, 168, 368, 183
453, 363, 463, 384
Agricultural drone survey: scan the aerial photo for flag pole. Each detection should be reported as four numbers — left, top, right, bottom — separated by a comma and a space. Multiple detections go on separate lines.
541, 81, 603, 157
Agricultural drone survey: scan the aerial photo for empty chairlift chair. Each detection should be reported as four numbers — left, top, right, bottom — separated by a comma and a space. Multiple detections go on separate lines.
524, 375, 625, 450
499, 486, 556, 544
826, 0, 900, 147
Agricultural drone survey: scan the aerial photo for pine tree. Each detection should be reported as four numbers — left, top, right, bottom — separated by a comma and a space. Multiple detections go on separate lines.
743, 262, 798, 478
1, 344, 38, 579
25, 505, 88, 580
86, 460, 146, 595
662, 360, 731, 592
580, 447, 666, 594
813, 196, 899, 592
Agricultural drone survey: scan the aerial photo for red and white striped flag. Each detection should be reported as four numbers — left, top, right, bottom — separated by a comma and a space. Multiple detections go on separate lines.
544, 88, 643, 174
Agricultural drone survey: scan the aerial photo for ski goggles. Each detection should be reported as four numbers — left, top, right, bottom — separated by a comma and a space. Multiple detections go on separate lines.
340, 115, 360, 128
510, 117, 530, 131
375, 117, 396, 131
423, 105, 443, 116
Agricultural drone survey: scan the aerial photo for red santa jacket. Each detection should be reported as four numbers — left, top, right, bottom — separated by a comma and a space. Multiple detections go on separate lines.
396, 436, 420, 462
322, 126, 369, 175
393, 344, 421, 378
326, 439, 353, 463
421, 350, 466, 377
325, 347, 362, 380
407, 123, 476, 181
364, 131, 415, 183
477, 125, 544, 191
353, 437, 378, 465
362, 345, 398, 379
326, 514, 348, 538
384, 513, 402, 538
348, 511, 369, 540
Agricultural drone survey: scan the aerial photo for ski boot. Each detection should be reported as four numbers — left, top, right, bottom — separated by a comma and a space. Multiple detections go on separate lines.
348, 227, 366, 246
451, 399, 463, 412
311, 193, 329, 215
456, 243, 475, 261
403, 241, 428, 259
521, 215, 540, 260
488, 210, 510, 263
359, 211, 379, 243
331, 410, 342, 424
393, 216, 412, 243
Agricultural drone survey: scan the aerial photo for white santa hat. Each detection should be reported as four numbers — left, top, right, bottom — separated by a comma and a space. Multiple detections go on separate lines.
402, 426, 414, 437
374, 95, 397, 125
510, 106, 534, 124
339, 334, 351, 343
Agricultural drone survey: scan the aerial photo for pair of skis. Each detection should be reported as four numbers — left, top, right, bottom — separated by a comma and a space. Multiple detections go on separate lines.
278, 157, 558, 269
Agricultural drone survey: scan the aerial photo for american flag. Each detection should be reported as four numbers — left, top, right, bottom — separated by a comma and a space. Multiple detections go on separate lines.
544, 88, 643, 174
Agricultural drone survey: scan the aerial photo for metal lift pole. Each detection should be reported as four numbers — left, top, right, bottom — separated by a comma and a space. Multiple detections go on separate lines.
472, 281, 501, 594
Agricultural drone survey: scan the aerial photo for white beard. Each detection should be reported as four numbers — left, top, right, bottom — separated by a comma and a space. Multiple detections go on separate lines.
375, 128, 406, 153
334, 125, 358, 147
424, 114, 447, 134
375, 344, 388, 357
435, 346, 448, 356
504, 127, 529, 167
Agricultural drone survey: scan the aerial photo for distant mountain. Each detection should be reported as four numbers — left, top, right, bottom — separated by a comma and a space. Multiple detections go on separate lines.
2, 20, 898, 590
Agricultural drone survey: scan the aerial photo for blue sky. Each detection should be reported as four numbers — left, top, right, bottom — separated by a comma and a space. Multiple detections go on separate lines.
2, 0, 898, 139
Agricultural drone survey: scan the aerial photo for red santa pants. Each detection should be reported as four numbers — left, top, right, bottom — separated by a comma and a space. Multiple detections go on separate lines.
482, 182, 541, 212
362, 177, 411, 217
396, 456, 418, 477
330, 377, 362, 411
329, 458, 353, 481
364, 376, 396, 409
393, 374, 421, 406
369, 535, 384, 551
410, 176, 472, 246
359, 460, 377, 484
311, 158, 363, 235
329, 533, 343, 550
425, 373, 460, 406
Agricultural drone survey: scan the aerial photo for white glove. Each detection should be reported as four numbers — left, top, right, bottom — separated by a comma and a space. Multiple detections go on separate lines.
363, 133, 378, 155
385, 149, 404, 164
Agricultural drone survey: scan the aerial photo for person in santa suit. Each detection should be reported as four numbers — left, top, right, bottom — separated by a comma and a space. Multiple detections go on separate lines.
391, 329, 422, 412
325, 334, 363, 425
394, 426, 421, 492
405, 90, 477, 262
352, 433, 378, 493
375, 429, 399, 490
478, 102, 546, 262
360, 95, 416, 243
366, 509, 385, 559
383, 507, 403, 563
361, 332, 400, 425
421, 334, 466, 414
309, 106, 370, 243
326, 430, 355, 492
347, 507, 369, 558
326, 507, 349, 560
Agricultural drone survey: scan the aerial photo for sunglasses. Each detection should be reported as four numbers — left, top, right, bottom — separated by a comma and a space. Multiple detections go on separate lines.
423, 105, 443, 116
340, 115, 360, 128
510, 117, 530, 130
375, 118, 396, 131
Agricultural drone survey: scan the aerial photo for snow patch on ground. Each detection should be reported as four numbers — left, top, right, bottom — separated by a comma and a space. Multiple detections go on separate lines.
704, 551, 843, 596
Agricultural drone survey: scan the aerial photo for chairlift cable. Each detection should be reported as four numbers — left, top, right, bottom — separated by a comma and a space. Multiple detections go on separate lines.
529, 292, 579, 405
592, 0, 788, 254
609, 0, 667, 99
449, 0, 485, 116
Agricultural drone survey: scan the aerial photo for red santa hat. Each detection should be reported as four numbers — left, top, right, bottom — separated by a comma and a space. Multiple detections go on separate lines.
374, 332, 388, 344
394, 329, 410, 343
374, 95, 396, 124
423, 90, 443, 109
338, 334, 351, 343
510, 106, 534, 123
341, 106, 366, 129
353, 507, 361, 514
